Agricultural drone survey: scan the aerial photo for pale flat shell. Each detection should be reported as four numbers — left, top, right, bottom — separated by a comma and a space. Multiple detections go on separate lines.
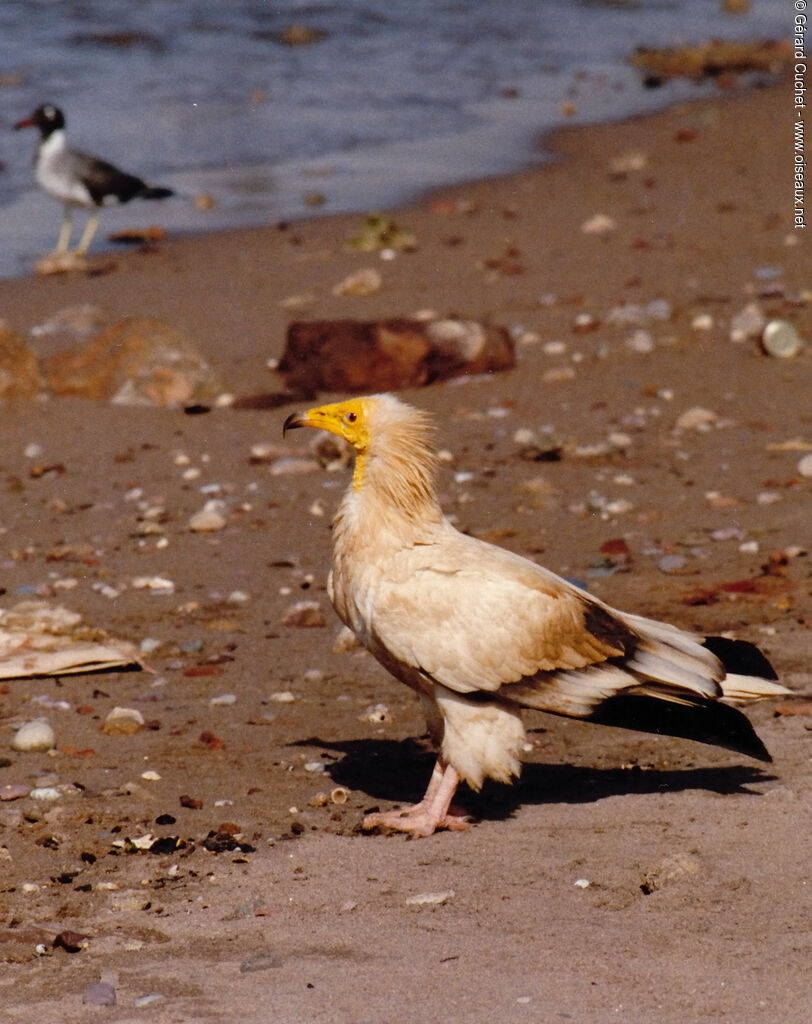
0, 601, 139, 680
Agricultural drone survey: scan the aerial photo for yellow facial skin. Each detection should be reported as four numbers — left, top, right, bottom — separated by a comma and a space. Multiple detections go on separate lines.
283, 397, 376, 452
283, 396, 380, 490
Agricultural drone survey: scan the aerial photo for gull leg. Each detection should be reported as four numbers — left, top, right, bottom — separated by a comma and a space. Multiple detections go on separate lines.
362, 758, 469, 838
55, 208, 73, 254
74, 211, 100, 255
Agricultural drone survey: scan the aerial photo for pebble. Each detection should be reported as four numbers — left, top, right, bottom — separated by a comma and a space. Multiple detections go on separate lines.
797, 453, 812, 478
658, 554, 688, 574
282, 600, 325, 627
542, 366, 576, 382
134, 994, 165, 1008
674, 406, 718, 431
11, 719, 55, 752
729, 302, 765, 343
269, 690, 296, 703
572, 313, 598, 332
581, 213, 616, 234
405, 890, 455, 906
30, 787, 61, 801
270, 456, 319, 475
141, 770, 162, 781
332, 267, 382, 297
333, 625, 360, 652
189, 501, 228, 532
210, 693, 237, 707
82, 982, 117, 1007
710, 527, 746, 542
761, 319, 803, 358
607, 299, 672, 326
626, 329, 655, 353
0, 784, 31, 801
101, 706, 145, 735
30, 696, 71, 712
361, 702, 393, 723
608, 149, 647, 173
132, 575, 175, 594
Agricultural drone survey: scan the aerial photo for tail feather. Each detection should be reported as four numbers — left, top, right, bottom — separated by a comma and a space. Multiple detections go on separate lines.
138, 185, 173, 200
701, 635, 790, 701
719, 674, 791, 701
504, 617, 788, 760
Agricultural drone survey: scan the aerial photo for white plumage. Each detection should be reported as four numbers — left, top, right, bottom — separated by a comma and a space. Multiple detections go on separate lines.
284, 393, 789, 837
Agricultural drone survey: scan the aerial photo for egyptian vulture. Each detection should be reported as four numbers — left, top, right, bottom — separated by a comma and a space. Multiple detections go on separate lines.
284, 394, 788, 837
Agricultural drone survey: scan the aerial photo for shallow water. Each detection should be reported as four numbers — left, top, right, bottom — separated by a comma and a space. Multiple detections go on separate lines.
0, 0, 788, 278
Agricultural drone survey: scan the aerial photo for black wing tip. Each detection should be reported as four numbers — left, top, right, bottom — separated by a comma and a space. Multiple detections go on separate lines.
588, 694, 773, 763
702, 635, 778, 682
141, 185, 173, 200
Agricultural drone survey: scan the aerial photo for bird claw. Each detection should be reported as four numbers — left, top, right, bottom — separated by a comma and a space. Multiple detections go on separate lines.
362, 805, 470, 838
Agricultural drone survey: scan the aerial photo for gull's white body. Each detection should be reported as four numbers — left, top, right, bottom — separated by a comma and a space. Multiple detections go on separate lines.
15, 103, 172, 258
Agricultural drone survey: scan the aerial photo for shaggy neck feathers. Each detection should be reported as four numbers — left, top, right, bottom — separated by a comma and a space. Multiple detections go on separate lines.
336, 399, 444, 544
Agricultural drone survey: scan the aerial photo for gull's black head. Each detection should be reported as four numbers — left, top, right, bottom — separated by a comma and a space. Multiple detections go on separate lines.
14, 104, 65, 137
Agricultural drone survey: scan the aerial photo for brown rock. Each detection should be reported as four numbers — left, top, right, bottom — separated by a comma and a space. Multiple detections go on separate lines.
0, 321, 43, 398
44, 316, 223, 406
278, 317, 514, 394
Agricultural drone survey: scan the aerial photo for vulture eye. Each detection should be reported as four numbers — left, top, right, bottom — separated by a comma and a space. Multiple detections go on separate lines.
345, 412, 357, 423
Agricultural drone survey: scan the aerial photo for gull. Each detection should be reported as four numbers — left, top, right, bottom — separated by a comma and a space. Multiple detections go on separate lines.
284, 394, 789, 837
15, 103, 173, 258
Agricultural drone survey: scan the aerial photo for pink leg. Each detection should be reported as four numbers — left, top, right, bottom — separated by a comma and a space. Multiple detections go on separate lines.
362, 759, 469, 838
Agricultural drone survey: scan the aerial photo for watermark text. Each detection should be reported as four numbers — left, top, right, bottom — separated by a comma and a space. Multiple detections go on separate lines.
794, 7, 807, 227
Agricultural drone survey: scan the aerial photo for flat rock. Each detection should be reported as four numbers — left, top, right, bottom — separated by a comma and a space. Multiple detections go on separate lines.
44, 316, 223, 406
0, 321, 44, 398
278, 317, 515, 394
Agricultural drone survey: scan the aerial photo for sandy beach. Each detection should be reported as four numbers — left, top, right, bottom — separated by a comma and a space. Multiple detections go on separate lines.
0, 80, 809, 1023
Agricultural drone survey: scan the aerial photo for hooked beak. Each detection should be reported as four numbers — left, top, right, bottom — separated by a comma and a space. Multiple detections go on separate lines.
282, 410, 306, 436
283, 402, 351, 442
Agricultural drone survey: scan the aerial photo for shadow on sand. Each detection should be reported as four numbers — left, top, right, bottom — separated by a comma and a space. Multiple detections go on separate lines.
290, 734, 776, 824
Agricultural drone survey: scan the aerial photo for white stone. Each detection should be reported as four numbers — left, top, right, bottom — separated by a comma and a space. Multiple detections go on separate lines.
405, 890, 455, 906
11, 719, 55, 752
189, 500, 227, 532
